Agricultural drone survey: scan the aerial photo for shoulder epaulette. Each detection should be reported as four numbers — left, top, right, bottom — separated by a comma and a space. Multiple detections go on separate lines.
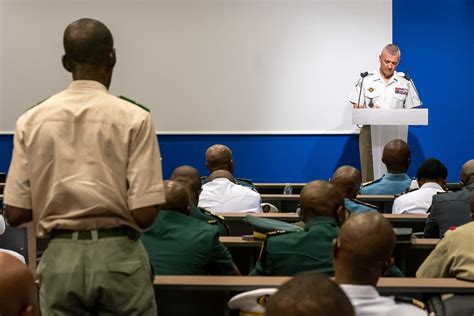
200, 207, 230, 235
118, 95, 150, 112
267, 230, 290, 237
361, 177, 383, 188
236, 178, 253, 184
201, 208, 225, 221
27, 96, 51, 112
395, 188, 418, 198
394, 296, 425, 310
351, 199, 378, 210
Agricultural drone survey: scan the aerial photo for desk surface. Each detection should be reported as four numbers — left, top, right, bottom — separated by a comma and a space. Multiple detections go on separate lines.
220, 236, 439, 248
261, 194, 396, 201
153, 276, 474, 293
255, 182, 462, 191
218, 212, 427, 221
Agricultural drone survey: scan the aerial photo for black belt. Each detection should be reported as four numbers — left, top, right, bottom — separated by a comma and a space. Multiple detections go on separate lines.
50, 226, 139, 240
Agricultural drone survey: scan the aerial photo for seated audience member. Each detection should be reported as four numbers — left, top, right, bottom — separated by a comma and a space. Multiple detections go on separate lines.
202, 144, 256, 190
198, 170, 262, 213
360, 139, 412, 195
170, 165, 230, 235
424, 159, 474, 238
392, 158, 447, 214
141, 180, 240, 275
0, 212, 27, 264
416, 192, 474, 278
0, 252, 38, 316
0, 214, 5, 235
331, 165, 378, 214
265, 271, 355, 316
250, 180, 345, 276
334, 212, 427, 316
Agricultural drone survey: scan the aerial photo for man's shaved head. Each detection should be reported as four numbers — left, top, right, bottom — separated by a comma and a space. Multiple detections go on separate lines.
205, 144, 234, 174
334, 212, 395, 286
331, 165, 362, 198
62, 18, 116, 88
460, 159, 474, 186
208, 170, 235, 182
382, 139, 410, 173
299, 180, 344, 224
64, 18, 114, 66
0, 253, 38, 316
265, 271, 354, 316
170, 165, 201, 204
161, 180, 190, 214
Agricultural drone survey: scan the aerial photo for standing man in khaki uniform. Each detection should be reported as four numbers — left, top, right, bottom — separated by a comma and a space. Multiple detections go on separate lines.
3, 18, 164, 315
350, 44, 422, 182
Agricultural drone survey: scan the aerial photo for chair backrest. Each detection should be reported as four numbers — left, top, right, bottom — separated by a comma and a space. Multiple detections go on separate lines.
0, 226, 28, 262
428, 294, 474, 316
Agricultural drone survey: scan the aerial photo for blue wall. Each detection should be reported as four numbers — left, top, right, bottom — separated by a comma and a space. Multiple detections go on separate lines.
1, 0, 473, 182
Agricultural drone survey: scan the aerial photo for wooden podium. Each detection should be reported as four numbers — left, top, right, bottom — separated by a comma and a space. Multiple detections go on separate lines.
352, 109, 428, 179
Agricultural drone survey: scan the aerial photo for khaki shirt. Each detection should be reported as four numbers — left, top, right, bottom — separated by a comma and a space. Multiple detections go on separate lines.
416, 221, 474, 279
350, 71, 422, 109
4, 80, 165, 236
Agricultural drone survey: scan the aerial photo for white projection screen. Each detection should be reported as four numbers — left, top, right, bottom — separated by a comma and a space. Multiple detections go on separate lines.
0, 0, 391, 134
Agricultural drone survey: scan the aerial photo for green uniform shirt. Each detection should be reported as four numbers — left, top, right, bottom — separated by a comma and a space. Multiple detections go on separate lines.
250, 216, 339, 276
189, 204, 230, 236
141, 210, 236, 275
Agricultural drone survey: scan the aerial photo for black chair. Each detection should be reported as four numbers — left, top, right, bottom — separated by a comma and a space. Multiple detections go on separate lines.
428, 294, 474, 316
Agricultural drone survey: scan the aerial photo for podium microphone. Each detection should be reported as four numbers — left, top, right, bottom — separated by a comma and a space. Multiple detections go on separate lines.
357, 71, 369, 108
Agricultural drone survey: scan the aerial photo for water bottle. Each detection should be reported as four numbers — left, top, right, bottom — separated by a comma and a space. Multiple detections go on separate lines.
283, 183, 293, 195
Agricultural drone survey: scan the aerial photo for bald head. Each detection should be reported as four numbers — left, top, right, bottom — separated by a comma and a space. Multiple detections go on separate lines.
331, 166, 362, 198
162, 180, 190, 214
0, 253, 37, 316
334, 212, 395, 285
299, 180, 344, 223
62, 18, 116, 88
205, 144, 234, 174
382, 139, 410, 173
265, 271, 354, 316
64, 18, 114, 66
171, 165, 201, 204
460, 159, 474, 186
208, 169, 235, 182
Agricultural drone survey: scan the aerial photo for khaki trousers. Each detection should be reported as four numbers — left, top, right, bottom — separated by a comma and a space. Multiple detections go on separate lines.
359, 125, 374, 182
38, 234, 157, 316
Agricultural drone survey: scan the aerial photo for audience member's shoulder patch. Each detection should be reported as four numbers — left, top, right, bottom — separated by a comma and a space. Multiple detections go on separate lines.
27, 96, 51, 112
119, 95, 150, 112
361, 177, 382, 188
351, 199, 378, 210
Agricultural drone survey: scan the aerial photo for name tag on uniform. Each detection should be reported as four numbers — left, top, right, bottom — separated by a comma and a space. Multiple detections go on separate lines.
395, 87, 408, 95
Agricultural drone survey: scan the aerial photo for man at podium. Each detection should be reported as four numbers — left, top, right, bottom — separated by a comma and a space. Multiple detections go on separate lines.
350, 44, 422, 182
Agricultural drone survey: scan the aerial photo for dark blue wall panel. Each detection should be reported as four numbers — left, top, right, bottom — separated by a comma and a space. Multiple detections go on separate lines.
1, 0, 473, 182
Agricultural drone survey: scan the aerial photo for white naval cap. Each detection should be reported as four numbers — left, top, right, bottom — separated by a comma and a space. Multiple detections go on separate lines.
228, 288, 278, 315
0, 248, 26, 264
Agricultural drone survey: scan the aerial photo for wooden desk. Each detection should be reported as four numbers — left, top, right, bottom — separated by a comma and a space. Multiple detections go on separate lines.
255, 182, 462, 194
218, 212, 427, 236
260, 194, 396, 213
220, 235, 438, 277
154, 276, 474, 293
153, 276, 474, 315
